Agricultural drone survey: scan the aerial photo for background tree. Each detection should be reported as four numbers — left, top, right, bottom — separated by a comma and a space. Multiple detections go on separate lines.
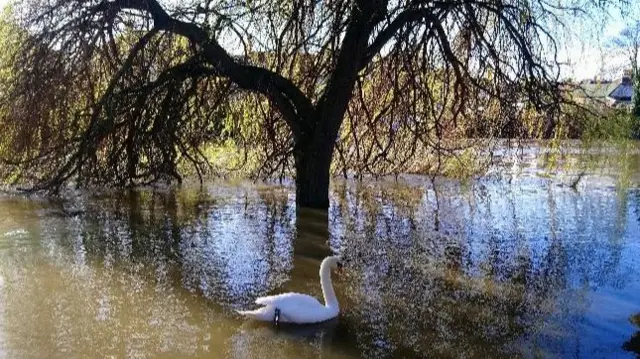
612, 20, 640, 118
0, 0, 628, 208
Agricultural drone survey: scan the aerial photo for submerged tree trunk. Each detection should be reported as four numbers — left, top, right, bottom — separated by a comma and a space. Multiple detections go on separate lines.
293, 101, 348, 209
294, 142, 333, 209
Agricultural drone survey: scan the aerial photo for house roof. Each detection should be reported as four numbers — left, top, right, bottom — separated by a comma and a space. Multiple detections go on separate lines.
573, 81, 619, 99
573, 78, 633, 102
609, 82, 633, 100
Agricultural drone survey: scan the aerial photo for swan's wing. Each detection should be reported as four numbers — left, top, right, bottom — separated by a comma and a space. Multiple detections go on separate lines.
255, 292, 322, 308
255, 293, 329, 323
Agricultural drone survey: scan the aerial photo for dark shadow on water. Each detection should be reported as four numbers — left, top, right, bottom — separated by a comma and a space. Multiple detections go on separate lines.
625, 314, 640, 357
245, 318, 340, 341
624, 333, 640, 357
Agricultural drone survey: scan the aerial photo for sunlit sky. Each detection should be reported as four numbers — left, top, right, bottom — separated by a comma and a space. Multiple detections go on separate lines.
0, 0, 635, 81
557, 5, 633, 80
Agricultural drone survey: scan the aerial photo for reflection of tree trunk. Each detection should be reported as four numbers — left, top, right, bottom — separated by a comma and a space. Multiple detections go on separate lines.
623, 332, 640, 355
625, 313, 640, 355
295, 208, 332, 258
430, 178, 441, 232
292, 208, 333, 278
126, 189, 142, 238
444, 244, 463, 287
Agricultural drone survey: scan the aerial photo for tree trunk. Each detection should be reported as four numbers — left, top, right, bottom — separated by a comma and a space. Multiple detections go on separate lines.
294, 141, 334, 209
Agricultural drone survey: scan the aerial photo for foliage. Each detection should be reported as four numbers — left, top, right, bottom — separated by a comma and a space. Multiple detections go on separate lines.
0, 0, 633, 205
635, 71, 640, 121
580, 112, 637, 142
610, 20, 640, 122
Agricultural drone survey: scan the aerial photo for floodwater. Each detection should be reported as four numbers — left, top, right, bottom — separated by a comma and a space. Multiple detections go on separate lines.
1, 153, 640, 358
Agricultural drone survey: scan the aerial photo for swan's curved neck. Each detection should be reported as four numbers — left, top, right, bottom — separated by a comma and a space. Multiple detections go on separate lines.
320, 261, 339, 309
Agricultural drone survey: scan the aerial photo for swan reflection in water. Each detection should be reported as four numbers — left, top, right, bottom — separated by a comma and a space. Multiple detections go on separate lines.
228, 318, 351, 359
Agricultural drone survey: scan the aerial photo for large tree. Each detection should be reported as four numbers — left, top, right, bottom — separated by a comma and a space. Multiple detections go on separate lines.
0, 0, 624, 208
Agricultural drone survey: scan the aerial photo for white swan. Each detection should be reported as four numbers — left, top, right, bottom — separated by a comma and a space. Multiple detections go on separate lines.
237, 256, 342, 324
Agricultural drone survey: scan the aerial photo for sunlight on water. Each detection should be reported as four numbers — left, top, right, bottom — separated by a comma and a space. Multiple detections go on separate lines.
0, 172, 639, 358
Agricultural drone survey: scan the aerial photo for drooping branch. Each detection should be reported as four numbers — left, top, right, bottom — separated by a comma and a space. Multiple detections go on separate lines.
363, 6, 445, 69
95, 0, 314, 139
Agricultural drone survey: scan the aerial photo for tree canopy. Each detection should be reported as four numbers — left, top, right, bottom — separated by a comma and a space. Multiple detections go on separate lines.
0, 0, 631, 208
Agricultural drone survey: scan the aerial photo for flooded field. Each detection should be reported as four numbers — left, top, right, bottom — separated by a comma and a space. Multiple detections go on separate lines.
0, 148, 639, 358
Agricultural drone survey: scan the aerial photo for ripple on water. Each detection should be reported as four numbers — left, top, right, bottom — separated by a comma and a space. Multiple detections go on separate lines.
1, 229, 28, 238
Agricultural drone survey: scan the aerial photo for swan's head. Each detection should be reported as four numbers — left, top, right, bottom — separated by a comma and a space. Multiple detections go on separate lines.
323, 256, 343, 271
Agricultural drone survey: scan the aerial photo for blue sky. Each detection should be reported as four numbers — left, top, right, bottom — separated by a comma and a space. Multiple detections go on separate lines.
557, 5, 635, 80
0, 0, 634, 80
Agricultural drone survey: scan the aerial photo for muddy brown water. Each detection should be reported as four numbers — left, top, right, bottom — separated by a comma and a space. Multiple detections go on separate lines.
0, 170, 639, 358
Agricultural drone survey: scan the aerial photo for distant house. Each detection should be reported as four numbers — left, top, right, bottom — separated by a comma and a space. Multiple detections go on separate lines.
572, 75, 634, 110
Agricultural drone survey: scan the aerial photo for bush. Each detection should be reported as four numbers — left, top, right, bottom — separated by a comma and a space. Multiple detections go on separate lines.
580, 112, 637, 142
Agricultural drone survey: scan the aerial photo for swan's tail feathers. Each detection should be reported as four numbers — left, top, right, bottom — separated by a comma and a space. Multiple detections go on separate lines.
236, 306, 274, 322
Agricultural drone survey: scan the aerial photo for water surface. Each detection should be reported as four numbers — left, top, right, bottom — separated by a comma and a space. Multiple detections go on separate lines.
0, 170, 639, 358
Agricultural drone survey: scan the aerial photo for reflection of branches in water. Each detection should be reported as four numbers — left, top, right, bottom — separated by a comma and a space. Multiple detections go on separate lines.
633, 190, 640, 224
180, 187, 294, 304
21, 180, 639, 357
70, 189, 212, 260
328, 178, 636, 357
40, 187, 297, 307
257, 188, 296, 273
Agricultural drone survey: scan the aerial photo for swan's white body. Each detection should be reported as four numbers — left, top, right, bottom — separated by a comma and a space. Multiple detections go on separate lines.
237, 256, 340, 324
